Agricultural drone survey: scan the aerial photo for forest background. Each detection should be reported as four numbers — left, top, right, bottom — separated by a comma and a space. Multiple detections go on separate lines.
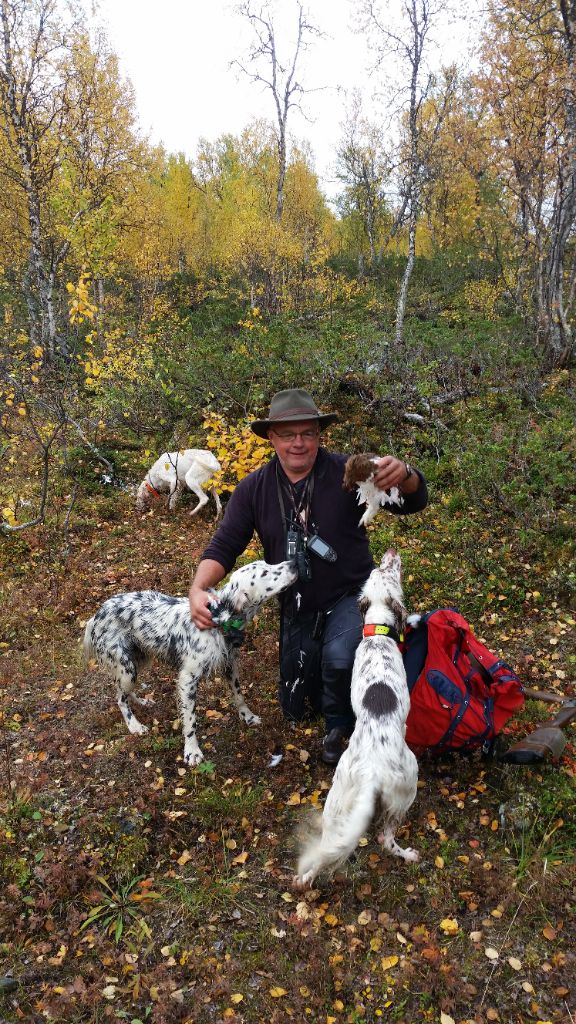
0, 1, 575, 1023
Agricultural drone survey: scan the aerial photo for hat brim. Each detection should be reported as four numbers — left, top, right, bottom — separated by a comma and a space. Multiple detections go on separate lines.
250, 412, 338, 439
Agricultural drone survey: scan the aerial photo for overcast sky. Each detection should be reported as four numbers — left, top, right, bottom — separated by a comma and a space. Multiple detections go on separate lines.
93, 0, 477, 200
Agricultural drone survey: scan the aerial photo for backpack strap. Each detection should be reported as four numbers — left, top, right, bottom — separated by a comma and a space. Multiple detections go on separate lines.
463, 636, 495, 688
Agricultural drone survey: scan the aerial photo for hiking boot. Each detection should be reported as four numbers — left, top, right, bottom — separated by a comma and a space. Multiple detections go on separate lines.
322, 727, 345, 766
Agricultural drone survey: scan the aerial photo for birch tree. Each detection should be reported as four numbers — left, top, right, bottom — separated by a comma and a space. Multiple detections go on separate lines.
336, 91, 391, 269
234, 0, 321, 309
361, 0, 454, 347
476, 0, 575, 367
0, 0, 141, 360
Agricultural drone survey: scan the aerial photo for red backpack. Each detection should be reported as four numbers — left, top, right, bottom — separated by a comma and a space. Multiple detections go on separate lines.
402, 608, 525, 754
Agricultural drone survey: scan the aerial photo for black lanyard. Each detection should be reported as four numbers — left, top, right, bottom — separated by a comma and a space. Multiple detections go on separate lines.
276, 463, 315, 537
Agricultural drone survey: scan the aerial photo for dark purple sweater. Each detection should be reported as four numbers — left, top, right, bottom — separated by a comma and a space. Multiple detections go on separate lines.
201, 448, 428, 615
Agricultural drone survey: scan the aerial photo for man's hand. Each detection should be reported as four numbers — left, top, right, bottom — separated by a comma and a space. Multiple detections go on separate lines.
189, 558, 227, 629
373, 456, 419, 494
189, 587, 216, 630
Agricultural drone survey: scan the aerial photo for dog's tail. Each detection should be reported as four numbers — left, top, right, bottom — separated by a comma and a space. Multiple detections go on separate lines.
195, 450, 221, 475
294, 773, 377, 887
83, 617, 96, 663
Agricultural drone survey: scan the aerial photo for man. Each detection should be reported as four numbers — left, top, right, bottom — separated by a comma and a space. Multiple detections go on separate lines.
189, 388, 428, 764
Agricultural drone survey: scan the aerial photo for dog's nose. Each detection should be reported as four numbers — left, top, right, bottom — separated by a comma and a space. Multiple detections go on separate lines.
380, 548, 397, 565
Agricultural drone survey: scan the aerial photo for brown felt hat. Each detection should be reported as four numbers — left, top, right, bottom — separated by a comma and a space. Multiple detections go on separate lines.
250, 388, 338, 439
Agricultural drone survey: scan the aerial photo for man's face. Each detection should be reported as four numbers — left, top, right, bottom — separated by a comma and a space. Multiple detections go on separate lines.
267, 419, 321, 480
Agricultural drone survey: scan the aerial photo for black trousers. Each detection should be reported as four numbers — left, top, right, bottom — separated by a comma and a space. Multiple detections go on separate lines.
278, 593, 363, 735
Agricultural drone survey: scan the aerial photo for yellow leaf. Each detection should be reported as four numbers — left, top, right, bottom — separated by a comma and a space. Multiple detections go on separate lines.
269, 987, 287, 997
230, 993, 244, 1004
225, 839, 237, 850
232, 851, 249, 865
324, 913, 339, 926
435, 855, 445, 868
381, 955, 399, 970
542, 925, 556, 940
439, 918, 459, 934
286, 792, 301, 805
485, 947, 499, 960
507, 957, 522, 970
440, 1014, 456, 1024
177, 850, 192, 865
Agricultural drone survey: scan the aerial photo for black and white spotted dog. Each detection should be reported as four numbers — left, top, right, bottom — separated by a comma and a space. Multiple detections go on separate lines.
84, 560, 298, 766
294, 549, 419, 888
343, 454, 404, 527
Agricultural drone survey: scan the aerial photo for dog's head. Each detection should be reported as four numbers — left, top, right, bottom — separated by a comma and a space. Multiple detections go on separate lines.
358, 548, 406, 635
135, 481, 152, 513
213, 559, 298, 623
343, 454, 379, 491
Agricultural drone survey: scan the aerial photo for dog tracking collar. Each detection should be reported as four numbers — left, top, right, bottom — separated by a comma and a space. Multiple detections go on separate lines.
219, 616, 246, 648
145, 479, 162, 498
363, 623, 404, 643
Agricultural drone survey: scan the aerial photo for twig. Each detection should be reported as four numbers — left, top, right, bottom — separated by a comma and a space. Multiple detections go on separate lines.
479, 880, 537, 1009
0, 715, 14, 802
62, 479, 79, 556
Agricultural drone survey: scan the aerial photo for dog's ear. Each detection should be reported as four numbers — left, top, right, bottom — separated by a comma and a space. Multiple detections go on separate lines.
208, 591, 230, 625
358, 594, 370, 618
390, 598, 407, 636
227, 584, 255, 615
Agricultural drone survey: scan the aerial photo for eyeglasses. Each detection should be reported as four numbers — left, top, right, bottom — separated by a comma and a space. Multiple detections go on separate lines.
270, 429, 320, 443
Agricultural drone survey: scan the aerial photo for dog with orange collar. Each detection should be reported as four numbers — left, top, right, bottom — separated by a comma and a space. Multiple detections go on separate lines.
294, 549, 419, 887
135, 449, 222, 516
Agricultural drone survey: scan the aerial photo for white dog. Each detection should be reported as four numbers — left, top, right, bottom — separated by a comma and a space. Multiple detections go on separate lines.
343, 454, 404, 527
294, 549, 419, 888
84, 559, 298, 766
135, 449, 222, 516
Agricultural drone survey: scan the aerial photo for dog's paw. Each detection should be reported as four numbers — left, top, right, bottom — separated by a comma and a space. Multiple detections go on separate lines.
134, 695, 155, 707
184, 746, 204, 767
406, 613, 422, 628
241, 710, 261, 726
128, 721, 148, 736
402, 847, 420, 863
292, 871, 314, 891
